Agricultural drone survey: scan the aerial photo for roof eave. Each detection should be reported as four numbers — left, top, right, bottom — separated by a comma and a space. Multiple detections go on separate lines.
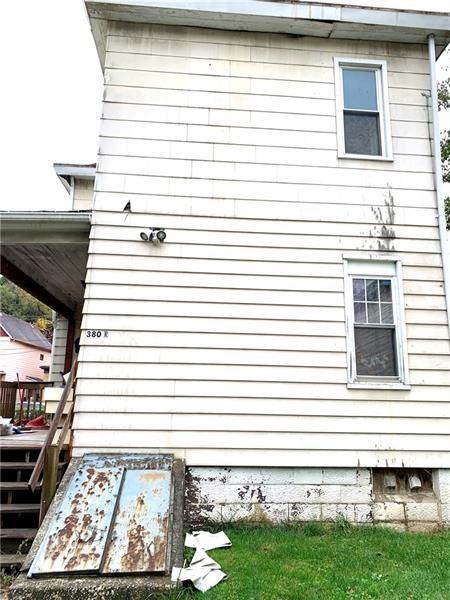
0, 211, 91, 223
54, 163, 96, 195
0, 212, 91, 244
53, 164, 96, 180
85, 0, 450, 69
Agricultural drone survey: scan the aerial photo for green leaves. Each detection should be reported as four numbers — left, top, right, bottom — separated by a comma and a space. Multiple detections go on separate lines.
0, 278, 52, 338
438, 78, 450, 111
438, 77, 450, 228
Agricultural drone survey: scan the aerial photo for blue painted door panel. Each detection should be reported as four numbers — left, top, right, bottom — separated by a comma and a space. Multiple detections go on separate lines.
29, 465, 123, 576
102, 469, 171, 574
28, 457, 173, 577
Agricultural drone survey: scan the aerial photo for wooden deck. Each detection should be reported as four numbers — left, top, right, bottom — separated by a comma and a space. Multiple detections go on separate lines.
0, 430, 48, 450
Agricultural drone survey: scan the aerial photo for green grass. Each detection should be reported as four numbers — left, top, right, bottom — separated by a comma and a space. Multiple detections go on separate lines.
165, 523, 450, 600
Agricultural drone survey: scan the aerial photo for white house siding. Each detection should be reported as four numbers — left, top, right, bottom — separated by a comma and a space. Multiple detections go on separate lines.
49, 314, 68, 383
72, 178, 94, 212
75, 22, 450, 470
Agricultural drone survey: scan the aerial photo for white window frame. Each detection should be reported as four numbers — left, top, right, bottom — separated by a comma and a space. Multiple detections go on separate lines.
343, 255, 409, 390
334, 57, 393, 161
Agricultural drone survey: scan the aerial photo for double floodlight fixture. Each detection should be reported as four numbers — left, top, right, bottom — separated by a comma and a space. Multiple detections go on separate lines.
140, 228, 167, 244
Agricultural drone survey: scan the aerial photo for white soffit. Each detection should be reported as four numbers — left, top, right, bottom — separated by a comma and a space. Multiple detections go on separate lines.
54, 163, 96, 179
85, 0, 450, 67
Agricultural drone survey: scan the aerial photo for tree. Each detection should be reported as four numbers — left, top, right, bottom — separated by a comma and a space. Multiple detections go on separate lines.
438, 77, 450, 228
0, 278, 53, 339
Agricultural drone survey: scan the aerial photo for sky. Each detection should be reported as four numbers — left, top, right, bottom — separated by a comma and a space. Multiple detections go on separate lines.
0, 0, 103, 212
0, 0, 449, 212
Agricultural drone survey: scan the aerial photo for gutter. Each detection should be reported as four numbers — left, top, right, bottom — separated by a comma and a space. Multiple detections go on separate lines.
0, 211, 91, 222
0, 212, 91, 244
428, 34, 450, 345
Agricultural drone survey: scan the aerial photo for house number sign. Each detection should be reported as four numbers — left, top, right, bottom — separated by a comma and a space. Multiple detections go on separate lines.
86, 330, 109, 338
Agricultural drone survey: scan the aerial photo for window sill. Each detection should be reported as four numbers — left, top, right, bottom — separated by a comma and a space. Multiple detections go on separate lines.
338, 153, 394, 162
348, 382, 411, 391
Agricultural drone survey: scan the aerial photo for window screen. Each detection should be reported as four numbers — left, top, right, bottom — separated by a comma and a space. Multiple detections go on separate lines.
352, 278, 398, 377
342, 68, 381, 156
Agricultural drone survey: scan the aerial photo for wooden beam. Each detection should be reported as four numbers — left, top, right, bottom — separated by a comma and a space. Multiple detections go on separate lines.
39, 445, 60, 525
0, 255, 74, 320
64, 320, 75, 373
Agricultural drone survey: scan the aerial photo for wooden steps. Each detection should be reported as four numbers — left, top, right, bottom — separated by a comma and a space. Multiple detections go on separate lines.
0, 481, 41, 491
1, 378, 74, 566
0, 462, 36, 470
0, 461, 65, 470
0, 435, 70, 568
0, 504, 41, 513
0, 554, 25, 568
0, 431, 48, 450
0, 528, 37, 540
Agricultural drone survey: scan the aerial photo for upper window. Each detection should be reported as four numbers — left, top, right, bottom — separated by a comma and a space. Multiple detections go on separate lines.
344, 259, 409, 389
335, 58, 392, 160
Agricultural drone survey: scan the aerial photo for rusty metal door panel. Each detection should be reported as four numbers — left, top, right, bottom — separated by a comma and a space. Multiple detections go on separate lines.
84, 454, 174, 471
28, 465, 124, 577
102, 469, 171, 574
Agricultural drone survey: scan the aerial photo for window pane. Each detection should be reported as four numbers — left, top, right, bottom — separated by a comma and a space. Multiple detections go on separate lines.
343, 68, 378, 110
355, 327, 398, 377
366, 279, 379, 301
344, 112, 381, 156
352, 278, 365, 301
354, 302, 367, 323
381, 303, 394, 324
367, 302, 380, 324
380, 280, 392, 302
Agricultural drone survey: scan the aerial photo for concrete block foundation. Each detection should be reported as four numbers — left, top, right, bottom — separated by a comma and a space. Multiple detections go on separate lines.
185, 467, 450, 531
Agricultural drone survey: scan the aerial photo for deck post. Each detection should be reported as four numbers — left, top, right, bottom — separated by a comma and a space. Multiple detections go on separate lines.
64, 320, 75, 374
39, 445, 59, 524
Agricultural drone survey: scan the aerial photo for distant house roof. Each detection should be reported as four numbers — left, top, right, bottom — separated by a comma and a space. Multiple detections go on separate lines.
0, 314, 52, 352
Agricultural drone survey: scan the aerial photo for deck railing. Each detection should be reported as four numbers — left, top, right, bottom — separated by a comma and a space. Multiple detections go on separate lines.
0, 381, 54, 420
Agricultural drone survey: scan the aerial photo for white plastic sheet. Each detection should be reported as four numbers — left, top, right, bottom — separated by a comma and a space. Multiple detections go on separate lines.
185, 531, 232, 551
172, 531, 232, 592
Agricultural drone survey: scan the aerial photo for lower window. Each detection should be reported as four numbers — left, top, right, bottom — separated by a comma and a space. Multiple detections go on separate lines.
344, 259, 409, 387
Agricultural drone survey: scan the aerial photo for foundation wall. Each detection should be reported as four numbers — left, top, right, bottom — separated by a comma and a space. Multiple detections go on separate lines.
185, 467, 450, 531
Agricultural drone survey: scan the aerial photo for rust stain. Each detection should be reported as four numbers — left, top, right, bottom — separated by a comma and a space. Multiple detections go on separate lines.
102, 469, 170, 574
30, 463, 172, 577
139, 472, 167, 483
29, 466, 124, 576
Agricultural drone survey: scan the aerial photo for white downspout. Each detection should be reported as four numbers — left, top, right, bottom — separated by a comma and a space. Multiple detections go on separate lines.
428, 34, 450, 344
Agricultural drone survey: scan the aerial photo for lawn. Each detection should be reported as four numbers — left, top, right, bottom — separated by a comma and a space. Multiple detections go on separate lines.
167, 523, 450, 600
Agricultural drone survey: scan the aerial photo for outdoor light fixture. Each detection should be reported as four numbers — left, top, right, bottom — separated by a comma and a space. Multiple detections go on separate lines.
140, 228, 167, 244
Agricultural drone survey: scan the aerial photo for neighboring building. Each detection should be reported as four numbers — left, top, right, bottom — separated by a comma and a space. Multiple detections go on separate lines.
1, 0, 450, 530
0, 314, 51, 381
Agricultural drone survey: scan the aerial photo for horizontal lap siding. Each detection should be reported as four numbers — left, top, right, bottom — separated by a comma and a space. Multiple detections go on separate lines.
76, 23, 450, 466
73, 179, 94, 211
49, 316, 68, 382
